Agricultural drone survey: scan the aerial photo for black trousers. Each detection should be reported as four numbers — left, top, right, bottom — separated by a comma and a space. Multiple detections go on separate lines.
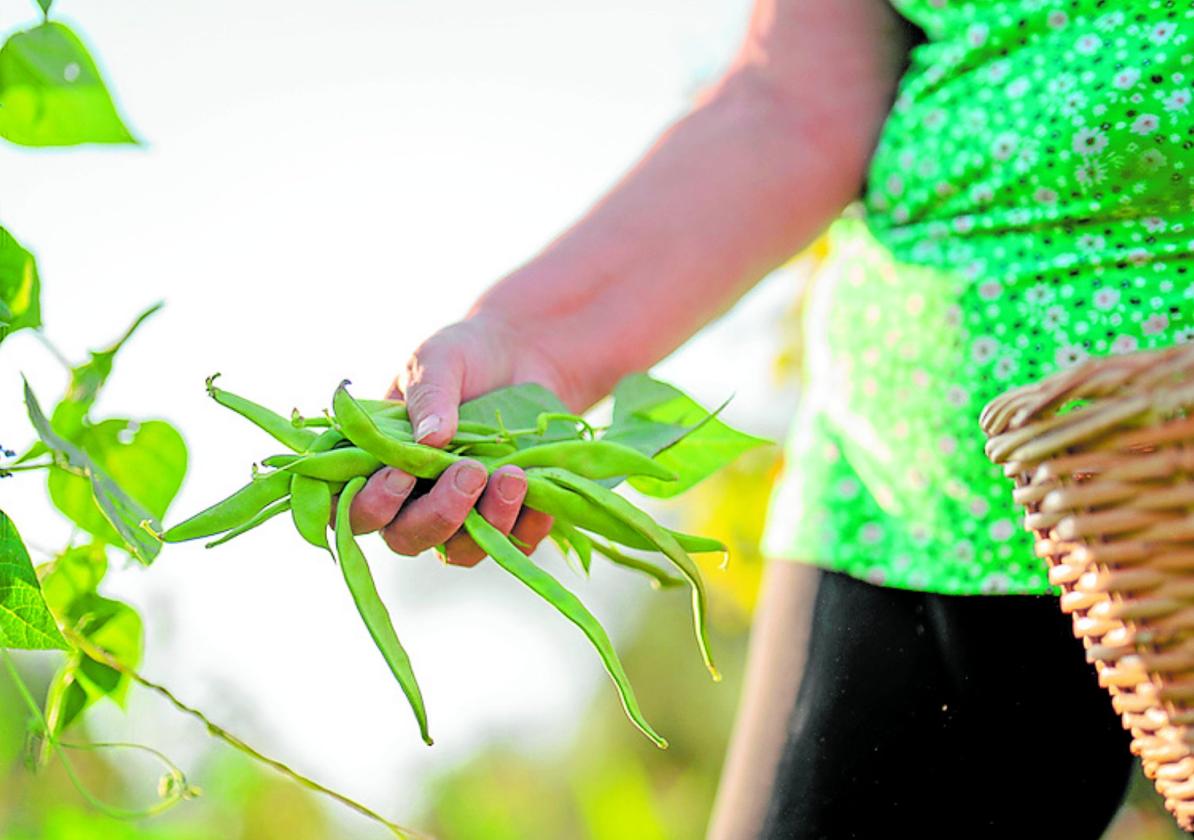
760, 568, 1136, 839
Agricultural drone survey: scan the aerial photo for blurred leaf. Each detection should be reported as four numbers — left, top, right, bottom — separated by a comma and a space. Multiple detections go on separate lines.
605, 374, 770, 498
36, 0, 54, 15
574, 755, 668, 840
0, 509, 67, 649
459, 383, 576, 447
25, 381, 161, 564
0, 225, 40, 346
0, 22, 136, 146
40, 543, 108, 620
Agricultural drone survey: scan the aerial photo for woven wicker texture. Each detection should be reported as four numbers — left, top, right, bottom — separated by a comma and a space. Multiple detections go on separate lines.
981, 343, 1194, 830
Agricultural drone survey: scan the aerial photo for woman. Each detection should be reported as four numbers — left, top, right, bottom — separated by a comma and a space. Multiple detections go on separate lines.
348, 1, 1191, 836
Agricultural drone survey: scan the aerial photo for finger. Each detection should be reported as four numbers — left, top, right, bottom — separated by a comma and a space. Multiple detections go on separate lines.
441, 466, 528, 567
380, 460, 487, 555
399, 339, 464, 449
510, 508, 554, 556
348, 468, 417, 534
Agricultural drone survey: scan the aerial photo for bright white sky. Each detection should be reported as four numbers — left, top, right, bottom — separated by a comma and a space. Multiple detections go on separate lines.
0, 0, 810, 832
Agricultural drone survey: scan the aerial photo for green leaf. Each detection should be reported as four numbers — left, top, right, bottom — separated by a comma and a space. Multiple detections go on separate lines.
35, 0, 54, 15
605, 374, 770, 499
53, 303, 162, 439
459, 383, 577, 449
0, 509, 67, 650
45, 594, 142, 735
0, 22, 136, 146
25, 381, 162, 564
0, 226, 40, 346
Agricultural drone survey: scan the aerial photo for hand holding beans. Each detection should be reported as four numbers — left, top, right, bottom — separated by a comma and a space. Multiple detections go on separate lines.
162, 370, 763, 747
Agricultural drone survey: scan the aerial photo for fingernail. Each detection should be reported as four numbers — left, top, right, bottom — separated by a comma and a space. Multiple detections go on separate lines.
384, 469, 415, 495
414, 414, 441, 442
496, 470, 525, 502
454, 462, 487, 494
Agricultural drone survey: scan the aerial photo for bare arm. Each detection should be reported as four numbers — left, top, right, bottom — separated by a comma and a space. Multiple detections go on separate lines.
350, 0, 913, 569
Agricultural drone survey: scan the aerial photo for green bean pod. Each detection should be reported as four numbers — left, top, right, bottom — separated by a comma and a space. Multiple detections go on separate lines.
463, 510, 666, 749
590, 538, 684, 590
355, 399, 409, 420
206, 374, 318, 452
336, 478, 432, 745
261, 454, 299, 469
523, 476, 723, 555
551, 519, 593, 574
162, 471, 292, 543
204, 497, 291, 548
493, 440, 676, 482
290, 474, 332, 551
333, 383, 461, 479
306, 428, 346, 454
531, 467, 719, 682
280, 447, 384, 482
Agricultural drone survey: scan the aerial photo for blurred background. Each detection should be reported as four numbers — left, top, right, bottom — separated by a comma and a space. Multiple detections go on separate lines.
0, 1, 1184, 838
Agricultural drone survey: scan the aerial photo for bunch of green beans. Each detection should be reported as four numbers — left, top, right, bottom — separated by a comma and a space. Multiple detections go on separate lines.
161, 375, 733, 748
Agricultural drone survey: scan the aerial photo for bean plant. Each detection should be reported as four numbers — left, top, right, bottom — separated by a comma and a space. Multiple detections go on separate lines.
0, 3, 768, 836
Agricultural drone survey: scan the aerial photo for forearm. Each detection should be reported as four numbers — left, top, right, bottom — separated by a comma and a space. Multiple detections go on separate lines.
469, 69, 878, 410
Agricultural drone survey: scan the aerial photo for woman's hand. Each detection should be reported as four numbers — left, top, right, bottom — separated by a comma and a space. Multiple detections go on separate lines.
347, 316, 560, 566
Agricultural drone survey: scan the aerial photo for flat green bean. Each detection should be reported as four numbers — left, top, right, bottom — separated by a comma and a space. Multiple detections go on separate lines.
306, 428, 346, 454
280, 447, 384, 482
333, 383, 461, 479
336, 478, 432, 745
204, 498, 291, 548
162, 471, 292, 542
206, 374, 317, 452
290, 474, 331, 551
532, 467, 719, 681
589, 537, 684, 590
494, 440, 676, 482
523, 476, 724, 555
551, 519, 592, 574
261, 454, 299, 469
463, 510, 666, 749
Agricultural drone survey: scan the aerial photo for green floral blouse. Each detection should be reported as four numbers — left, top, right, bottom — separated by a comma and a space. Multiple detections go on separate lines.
761, 0, 1193, 594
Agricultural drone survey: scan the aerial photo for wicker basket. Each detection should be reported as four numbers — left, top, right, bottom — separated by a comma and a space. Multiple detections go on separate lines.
980, 343, 1194, 830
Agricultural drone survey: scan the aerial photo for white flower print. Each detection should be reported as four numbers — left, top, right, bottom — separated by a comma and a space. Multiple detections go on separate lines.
1112, 68, 1140, 90
1143, 313, 1170, 335
978, 281, 1002, 300
1042, 306, 1068, 329
987, 60, 1012, 84
1131, 114, 1160, 135
1127, 248, 1151, 266
1151, 22, 1178, 44
1060, 91, 1088, 116
1076, 158, 1107, 186
886, 174, 904, 196
993, 357, 1019, 380
1176, 327, 1194, 344
1142, 216, 1167, 233
989, 519, 1015, 542
860, 523, 884, 544
1073, 127, 1108, 156
971, 337, 999, 363
1056, 344, 1089, 368
1075, 34, 1102, 55
967, 23, 988, 48
953, 215, 975, 234
1034, 187, 1058, 205
1006, 77, 1030, 98
991, 132, 1018, 161
1096, 11, 1125, 31
1111, 334, 1139, 354
1093, 287, 1121, 309
1025, 284, 1055, 305
1077, 234, 1106, 252
946, 385, 969, 406
1165, 90, 1191, 113
1047, 11, 1068, 30
971, 183, 995, 204
1140, 149, 1167, 170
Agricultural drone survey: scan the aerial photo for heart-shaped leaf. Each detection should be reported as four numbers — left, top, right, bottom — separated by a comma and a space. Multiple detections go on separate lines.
0, 226, 40, 346
0, 22, 136, 146
0, 509, 66, 650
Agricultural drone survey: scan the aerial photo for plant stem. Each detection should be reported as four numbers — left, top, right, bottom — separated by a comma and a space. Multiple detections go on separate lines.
0, 461, 52, 474
60, 629, 427, 840
32, 330, 73, 372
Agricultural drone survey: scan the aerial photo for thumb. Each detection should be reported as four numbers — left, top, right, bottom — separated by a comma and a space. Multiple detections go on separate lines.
400, 341, 464, 449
